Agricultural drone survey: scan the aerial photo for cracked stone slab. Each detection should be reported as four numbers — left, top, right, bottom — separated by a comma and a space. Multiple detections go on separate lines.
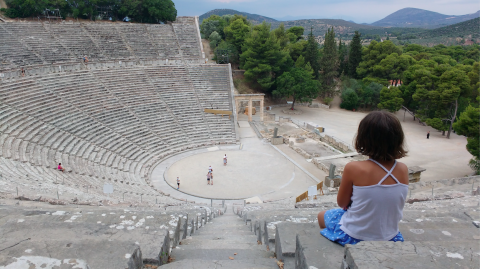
343, 241, 480, 269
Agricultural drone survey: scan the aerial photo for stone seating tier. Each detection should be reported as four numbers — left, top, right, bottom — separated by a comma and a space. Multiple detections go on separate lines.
236, 192, 480, 269
0, 64, 235, 203
0, 17, 204, 69
0, 204, 225, 268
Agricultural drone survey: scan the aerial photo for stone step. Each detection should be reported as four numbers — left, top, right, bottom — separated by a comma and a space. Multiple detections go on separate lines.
159, 258, 278, 269
1, 214, 170, 262
178, 239, 263, 250
343, 240, 480, 269
170, 248, 274, 261
295, 226, 344, 269
190, 230, 256, 236
274, 222, 318, 262
0, 239, 138, 269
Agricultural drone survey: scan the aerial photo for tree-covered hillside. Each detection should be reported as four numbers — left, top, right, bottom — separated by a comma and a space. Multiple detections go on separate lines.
417, 17, 480, 39
199, 9, 277, 24
371, 7, 480, 28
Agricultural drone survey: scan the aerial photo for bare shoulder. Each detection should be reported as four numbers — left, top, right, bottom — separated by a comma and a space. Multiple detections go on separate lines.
394, 161, 409, 184
345, 160, 370, 171
344, 160, 371, 175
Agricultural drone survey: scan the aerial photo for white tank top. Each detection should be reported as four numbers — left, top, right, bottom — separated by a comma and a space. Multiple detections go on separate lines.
339, 159, 408, 241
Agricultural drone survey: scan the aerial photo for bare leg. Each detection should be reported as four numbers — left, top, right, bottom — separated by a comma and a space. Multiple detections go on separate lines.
317, 210, 327, 229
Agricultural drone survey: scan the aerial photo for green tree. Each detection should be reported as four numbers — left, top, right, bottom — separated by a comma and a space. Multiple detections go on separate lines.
224, 17, 250, 54
372, 53, 415, 84
209, 31, 221, 48
287, 40, 307, 63
139, 0, 176, 23
118, 0, 141, 21
214, 40, 239, 63
340, 88, 359, 110
357, 40, 402, 80
286, 26, 304, 42
273, 61, 319, 110
319, 27, 339, 97
378, 86, 404, 112
348, 31, 362, 78
338, 38, 348, 76
200, 15, 228, 39
6, 0, 49, 17
240, 22, 291, 92
272, 23, 289, 48
453, 104, 480, 174
412, 64, 470, 138
359, 82, 382, 109
305, 27, 320, 79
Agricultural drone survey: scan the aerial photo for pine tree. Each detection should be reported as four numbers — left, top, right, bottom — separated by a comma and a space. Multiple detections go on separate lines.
338, 38, 348, 76
348, 31, 362, 78
319, 27, 339, 97
305, 27, 320, 79
240, 22, 291, 93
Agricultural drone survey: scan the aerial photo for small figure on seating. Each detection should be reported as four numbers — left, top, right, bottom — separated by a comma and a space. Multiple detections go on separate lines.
223, 154, 227, 166
83, 55, 88, 63
317, 111, 409, 246
58, 163, 65, 172
21, 68, 25, 77
177, 177, 180, 190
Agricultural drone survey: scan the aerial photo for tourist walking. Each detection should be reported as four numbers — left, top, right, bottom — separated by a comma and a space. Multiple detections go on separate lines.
427, 131, 430, 139
223, 154, 227, 166
317, 111, 409, 246
207, 171, 211, 185
177, 177, 180, 189
21, 67, 25, 77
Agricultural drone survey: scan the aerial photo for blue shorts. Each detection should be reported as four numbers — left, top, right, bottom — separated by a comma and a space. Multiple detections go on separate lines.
320, 208, 404, 246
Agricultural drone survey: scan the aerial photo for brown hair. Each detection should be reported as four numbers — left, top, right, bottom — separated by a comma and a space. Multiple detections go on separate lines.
354, 111, 407, 161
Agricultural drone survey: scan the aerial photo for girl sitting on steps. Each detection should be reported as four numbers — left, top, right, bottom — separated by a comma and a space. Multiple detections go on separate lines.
317, 111, 409, 246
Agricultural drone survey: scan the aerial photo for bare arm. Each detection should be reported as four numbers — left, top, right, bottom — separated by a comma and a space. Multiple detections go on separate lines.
337, 163, 354, 209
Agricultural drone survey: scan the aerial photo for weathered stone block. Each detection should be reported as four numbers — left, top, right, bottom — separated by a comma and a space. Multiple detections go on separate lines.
271, 137, 284, 145
295, 137, 305, 143
325, 176, 342, 188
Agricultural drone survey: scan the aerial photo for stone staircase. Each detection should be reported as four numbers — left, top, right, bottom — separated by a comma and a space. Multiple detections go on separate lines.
236, 194, 480, 269
0, 202, 225, 268
162, 206, 280, 268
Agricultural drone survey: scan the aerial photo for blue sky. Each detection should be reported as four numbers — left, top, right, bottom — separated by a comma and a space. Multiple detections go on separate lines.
175, 0, 480, 23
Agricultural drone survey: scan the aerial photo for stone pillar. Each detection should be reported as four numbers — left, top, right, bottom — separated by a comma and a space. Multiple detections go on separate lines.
260, 99, 264, 122
248, 99, 253, 122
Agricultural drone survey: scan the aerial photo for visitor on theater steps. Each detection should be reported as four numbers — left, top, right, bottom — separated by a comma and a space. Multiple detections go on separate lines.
317, 111, 409, 246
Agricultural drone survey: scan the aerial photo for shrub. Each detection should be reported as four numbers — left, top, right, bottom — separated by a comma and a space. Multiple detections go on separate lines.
340, 88, 359, 110
5, 8, 19, 18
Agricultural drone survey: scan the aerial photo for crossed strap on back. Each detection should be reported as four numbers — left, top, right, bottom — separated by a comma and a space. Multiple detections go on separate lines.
368, 159, 400, 185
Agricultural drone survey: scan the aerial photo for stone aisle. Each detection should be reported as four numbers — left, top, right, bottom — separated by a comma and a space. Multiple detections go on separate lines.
161, 206, 278, 269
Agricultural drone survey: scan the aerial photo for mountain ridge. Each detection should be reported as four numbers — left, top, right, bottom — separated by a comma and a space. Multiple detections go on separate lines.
371, 7, 480, 28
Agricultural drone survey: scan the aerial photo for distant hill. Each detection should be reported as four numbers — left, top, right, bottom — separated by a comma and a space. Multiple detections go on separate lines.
371, 7, 480, 28
418, 17, 480, 39
200, 9, 379, 38
199, 9, 277, 24
270, 19, 377, 38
